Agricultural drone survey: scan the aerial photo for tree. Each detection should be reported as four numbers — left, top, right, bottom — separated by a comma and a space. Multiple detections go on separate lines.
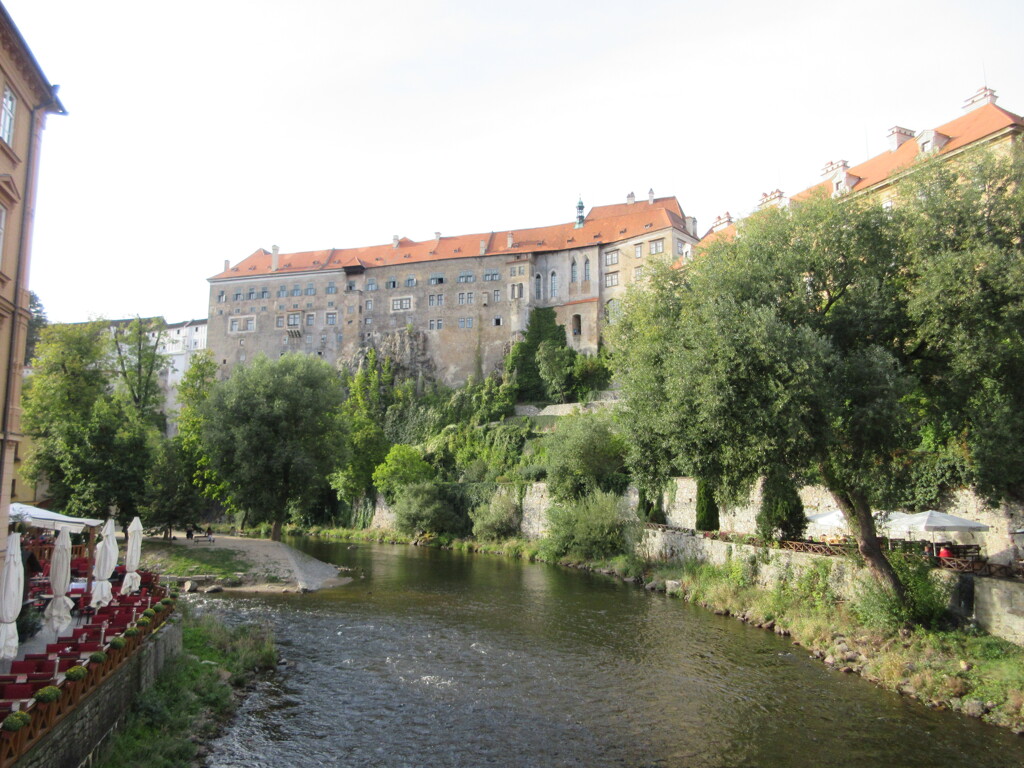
392, 481, 467, 537
200, 354, 346, 541
611, 196, 913, 597
756, 471, 806, 542
536, 340, 576, 403
141, 437, 205, 537
695, 479, 719, 532
112, 317, 169, 430
541, 411, 628, 503
24, 291, 47, 365
371, 444, 436, 505
505, 308, 567, 401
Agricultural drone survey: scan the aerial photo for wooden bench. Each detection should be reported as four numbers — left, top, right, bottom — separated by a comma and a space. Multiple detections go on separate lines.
193, 534, 215, 544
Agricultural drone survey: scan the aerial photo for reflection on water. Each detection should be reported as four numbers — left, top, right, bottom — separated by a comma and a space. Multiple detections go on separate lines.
202, 540, 1024, 768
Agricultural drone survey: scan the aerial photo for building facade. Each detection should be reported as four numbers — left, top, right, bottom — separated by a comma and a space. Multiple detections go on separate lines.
208, 193, 699, 384
0, 5, 64, 536
156, 318, 207, 436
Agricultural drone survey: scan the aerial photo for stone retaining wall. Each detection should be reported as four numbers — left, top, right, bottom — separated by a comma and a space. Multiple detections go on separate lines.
974, 577, 1024, 646
17, 619, 183, 768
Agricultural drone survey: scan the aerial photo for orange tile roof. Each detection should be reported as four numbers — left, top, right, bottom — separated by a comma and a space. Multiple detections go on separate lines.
793, 101, 1024, 200
210, 199, 687, 281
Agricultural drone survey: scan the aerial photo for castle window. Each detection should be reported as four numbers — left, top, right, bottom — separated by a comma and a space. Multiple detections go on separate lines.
605, 272, 619, 287
405, 276, 417, 287
436, 319, 443, 330
457, 271, 475, 283
306, 313, 315, 326
277, 286, 287, 298
649, 239, 664, 255
430, 274, 445, 285
291, 285, 302, 296
276, 316, 284, 328
365, 279, 377, 291
634, 244, 642, 259
327, 281, 338, 294
467, 292, 474, 304
326, 312, 337, 325
571, 260, 578, 283
493, 316, 502, 326
287, 313, 300, 327
217, 290, 226, 303
386, 277, 397, 289
605, 250, 619, 266
493, 289, 500, 303
366, 299, 374, 311
0, 88, 15, 145
391, 298, 412, 311
584, 258, 591, 281
535, 273, 542, 299
550, 271, 559, 298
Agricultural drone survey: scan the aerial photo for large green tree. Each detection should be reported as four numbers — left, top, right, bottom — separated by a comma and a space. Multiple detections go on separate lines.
611, 195, 913, 595
200, 353, 346, 540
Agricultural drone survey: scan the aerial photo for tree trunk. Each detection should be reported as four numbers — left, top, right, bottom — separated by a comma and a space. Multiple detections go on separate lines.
271, 519, 282, 542
828, 485, 905, 601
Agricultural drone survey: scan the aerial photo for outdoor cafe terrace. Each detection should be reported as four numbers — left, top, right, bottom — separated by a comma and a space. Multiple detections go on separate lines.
0, 507, 175, 768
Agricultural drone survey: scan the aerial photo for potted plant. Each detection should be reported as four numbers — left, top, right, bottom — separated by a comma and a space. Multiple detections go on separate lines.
32, 686, 63, 727
61, 665, 88, 704
142, 608, 156, 618
123, 627, 140, 637
152, 602, 166, 613
161, 597, 174, 605
64, 666, 87, 682
1, 710, 31, 754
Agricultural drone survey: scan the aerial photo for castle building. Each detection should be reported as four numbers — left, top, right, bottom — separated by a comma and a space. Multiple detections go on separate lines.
208, 193, 699, 384
0, 4, 64, 536
701, 87, 1023, 246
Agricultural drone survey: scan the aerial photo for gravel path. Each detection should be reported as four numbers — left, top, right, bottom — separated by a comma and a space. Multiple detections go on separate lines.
167, 532, 348, 593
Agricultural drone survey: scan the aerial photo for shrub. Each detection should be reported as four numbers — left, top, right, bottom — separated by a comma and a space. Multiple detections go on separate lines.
142, 608, 156, 618
695, 478, 719, 531
1, 711, 30, 731
393, 482, 467, 537
372, 444, 436, 505
542, 412, 628, 503
64, 665, 88, 681
33, 685, 62, 703
109, 636, 127, 650
124, 627, 141, 637
169, 591, 180, 599
756, 472, 806, 542
136, 617, 152, 627
470, 488, 522, 540
161, 597, 174, 605
853, 553, 951, 630
153, 602, 166, 613
89, 651, 108, 664
542, 491, 640, 561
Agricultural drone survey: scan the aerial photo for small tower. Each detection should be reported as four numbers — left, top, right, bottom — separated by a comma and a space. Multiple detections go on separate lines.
575, 196, 585, 228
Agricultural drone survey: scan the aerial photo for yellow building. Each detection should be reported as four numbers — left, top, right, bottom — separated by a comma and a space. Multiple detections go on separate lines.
0, 4, 65, 536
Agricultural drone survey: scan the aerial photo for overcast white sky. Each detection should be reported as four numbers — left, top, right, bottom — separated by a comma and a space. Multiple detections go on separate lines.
6, 0, 1023, 323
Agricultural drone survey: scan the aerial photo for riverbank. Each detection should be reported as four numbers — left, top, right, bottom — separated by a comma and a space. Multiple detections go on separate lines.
250, 525, 1024, 735
141, 533, 348, 593
94, 609, 276, 768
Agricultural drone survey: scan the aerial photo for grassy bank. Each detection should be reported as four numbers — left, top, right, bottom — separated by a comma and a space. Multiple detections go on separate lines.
95, 608, 276, 768
140, 540, 254, 582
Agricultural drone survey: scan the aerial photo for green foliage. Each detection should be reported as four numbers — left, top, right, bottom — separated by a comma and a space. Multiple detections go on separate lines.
695, 478, 719, 531
24, 290, 46, 365
201, 353, 347, 539
541, 411, 628, 503
176, 349, 231, 508
89, 651, 109, 664
541, 490, 639, 561
142, 437, 207, 537
470, 487, 522, 540
392, 481, 468, 537
371, 444, 436, 505
853, 553, 951, 631
2, 711, 30, 731
33, 685, 62, 703
136, 617, 152, 627
142, 608, 156, 618
506, 308, 567, 401
108, 636, 127, 650
64, 665, 88, 681
123, 627, 141, 637
16, 605, 41, 642
111, 317, 171, 430
756, 472, 806, 542
536, 339, 576, 402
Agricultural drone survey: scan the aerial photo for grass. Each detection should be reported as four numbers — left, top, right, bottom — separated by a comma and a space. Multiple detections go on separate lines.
95, 608, 276, 768
140, 540, 253, 580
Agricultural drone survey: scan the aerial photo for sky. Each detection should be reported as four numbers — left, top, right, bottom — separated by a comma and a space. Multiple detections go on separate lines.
5, 0, 1023, 324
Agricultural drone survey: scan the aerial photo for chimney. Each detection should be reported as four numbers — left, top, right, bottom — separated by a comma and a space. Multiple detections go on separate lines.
626, 191, 635, 205
479, 239, 487, 256
757, 190, 786, 210
271, 245, 279, 272
710, 212, 734, 233
507, 232, 514, 248
648, 188, 655, 204
434, 231, 441, 242
392, 235, 400, 248
223, 259, 230, 272
821, 160, 849, 177
887, 126, 915, 152
685, 216, 698, 237
963, 86, 998, 111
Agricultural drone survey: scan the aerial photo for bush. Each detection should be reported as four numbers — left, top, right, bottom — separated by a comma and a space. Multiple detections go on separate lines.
16, 605, 42, 643
1, 711, 30, 731
153, 602, 166, 613
393, 482, 467, 537
124, 627, 141, 637
695, 478, 719, 531
756, 472, 806, 542
853, 553, 951, 630
470, 488, 522, 540
89, 651, 108, 664
542, 491, 640, 561
161, 597, 174, 605
33, 685, 62, 703
542, 412, 628, 503
142, 608, 156, 618
109, 636, 127, 650
136, 617, 152, 627
372, 444, 436, 505
64, 665, 88, 681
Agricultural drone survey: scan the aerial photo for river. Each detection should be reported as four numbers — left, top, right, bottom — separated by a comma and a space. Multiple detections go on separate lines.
200, 540, 1024, 767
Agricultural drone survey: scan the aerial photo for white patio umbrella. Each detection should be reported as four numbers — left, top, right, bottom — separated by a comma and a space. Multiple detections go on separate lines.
879, 510, 990, 536
90, 519, 118, 608
806, 510, 849, 532
0, 533, 23, 659
43, 527, 75, 635
120, 517, 143, 595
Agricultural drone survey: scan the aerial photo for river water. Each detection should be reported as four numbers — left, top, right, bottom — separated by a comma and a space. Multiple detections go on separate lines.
201, 540, 1024, 768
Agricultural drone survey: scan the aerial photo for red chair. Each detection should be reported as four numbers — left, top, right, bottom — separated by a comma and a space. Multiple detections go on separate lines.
2, 684, 32, 700
45, 643, 74, 655
9, 660, 37, 675
23, 654, 48, 662
57, 658, 78, 672
77, 642, 100, 652
27, 673, 52, 684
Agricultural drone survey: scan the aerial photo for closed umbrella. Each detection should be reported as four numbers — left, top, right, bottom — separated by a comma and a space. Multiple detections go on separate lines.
44, 527, 74, 635
121, 517, 143, 595
90, 519, 118, 608
0, 533, 23, 659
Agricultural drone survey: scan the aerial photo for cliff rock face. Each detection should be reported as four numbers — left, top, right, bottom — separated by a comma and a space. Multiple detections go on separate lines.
339, 330, 436, 382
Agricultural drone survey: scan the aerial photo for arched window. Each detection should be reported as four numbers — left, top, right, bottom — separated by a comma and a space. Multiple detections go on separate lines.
535, 273, 542, 299
605, 298, 621, 323
584, 258, 591, 282
571, 314, 582, 336
571, 260, 578, 283
550, 271, 559, 298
